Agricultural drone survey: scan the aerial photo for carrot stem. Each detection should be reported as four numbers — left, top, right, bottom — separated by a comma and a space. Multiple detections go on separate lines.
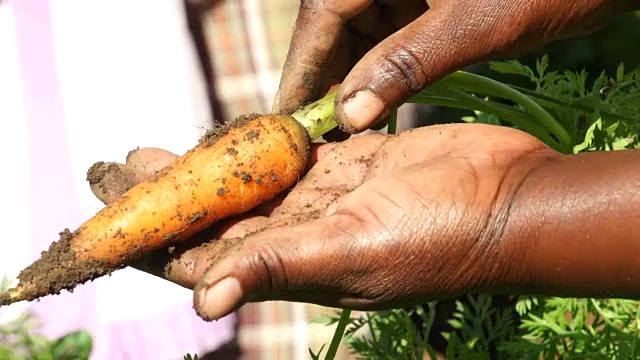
291, 91, 339, 140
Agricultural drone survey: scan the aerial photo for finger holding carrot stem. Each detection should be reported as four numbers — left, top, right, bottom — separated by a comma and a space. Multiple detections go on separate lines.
0, 92, 339, 306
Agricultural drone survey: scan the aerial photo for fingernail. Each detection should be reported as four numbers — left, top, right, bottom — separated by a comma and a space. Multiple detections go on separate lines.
325, 203, 337, 217
194, 277, 243, 321
340, 90, 385, 132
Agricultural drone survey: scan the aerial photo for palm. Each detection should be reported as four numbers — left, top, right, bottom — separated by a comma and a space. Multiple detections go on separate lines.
249, 123, 554, 307
94, 123, 558, 307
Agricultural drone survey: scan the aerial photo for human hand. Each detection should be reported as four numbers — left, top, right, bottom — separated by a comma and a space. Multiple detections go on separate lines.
90, 123, 560, 321
273, 0, 639, 133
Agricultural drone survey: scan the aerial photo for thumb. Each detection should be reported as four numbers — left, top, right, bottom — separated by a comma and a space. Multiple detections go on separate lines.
192, 214, 359, 321
334, 6, 511, 133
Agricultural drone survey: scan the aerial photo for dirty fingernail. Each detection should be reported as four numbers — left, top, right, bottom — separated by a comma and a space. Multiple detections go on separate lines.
194, 277, 243, 321
340, 90, 385, 132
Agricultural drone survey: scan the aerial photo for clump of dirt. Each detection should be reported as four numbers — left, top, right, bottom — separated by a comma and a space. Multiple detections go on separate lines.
0, 229, 119, 305
87, 162, 142, 204
199, 113, 262, 148
86, 161, 107, 184
244, 128, 260, 143
232, 170, 253, 184
125, 146, 141, 163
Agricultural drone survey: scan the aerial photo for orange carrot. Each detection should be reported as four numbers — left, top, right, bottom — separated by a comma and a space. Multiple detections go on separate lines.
0, 92, 338, 306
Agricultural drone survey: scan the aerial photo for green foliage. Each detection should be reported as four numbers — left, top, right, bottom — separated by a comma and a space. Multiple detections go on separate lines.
501, 298, 640, 359
346, 306, 438, 360
312, 57, 640, 360
487, 55, 640, 150
312, 306, 439, 360
0, 278, 93, 360
441, 295, 517, 358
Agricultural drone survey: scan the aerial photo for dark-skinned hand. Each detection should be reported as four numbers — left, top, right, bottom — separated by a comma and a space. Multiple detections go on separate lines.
90, 124, 561, 321
272, 0, 640, 133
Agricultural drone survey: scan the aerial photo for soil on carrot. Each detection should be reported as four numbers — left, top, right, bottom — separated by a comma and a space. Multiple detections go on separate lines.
199, 113, 262, 148
1, 113, 313, 305
0, 229, 118, 304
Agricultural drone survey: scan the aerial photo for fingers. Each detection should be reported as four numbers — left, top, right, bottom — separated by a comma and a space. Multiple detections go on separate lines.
330, 8, 469, 132
333, 3, 532, 133
125, 147, 178, 175
86, 162, 147, 205
131, 216, 269, 289
272, 0, 373, 115
192, 215, 362, 321
134, 133, 387, 291
87, 147, 178, 204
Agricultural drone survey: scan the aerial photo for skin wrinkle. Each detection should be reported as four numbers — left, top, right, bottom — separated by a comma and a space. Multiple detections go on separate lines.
325, 220, 386, 302
411, 155, 500, 292
334, 210, 404, 294
391, 176, 452, 225
360, 191, 402, 242
357, 186, 430, 274
381, 45, 429, 95
411, 14, 468, 84
240, 245, 280, 293
477, 184, 528, 288
266, 242, 293, 292
431, 216, 484, 291
354, 230, 417, 299
466, 147, 558, 290
303, 225, 343, 287
366, 137, 452, 180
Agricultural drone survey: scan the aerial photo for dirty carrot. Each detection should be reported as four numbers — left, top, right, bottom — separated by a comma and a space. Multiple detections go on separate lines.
0, 92, 338, 306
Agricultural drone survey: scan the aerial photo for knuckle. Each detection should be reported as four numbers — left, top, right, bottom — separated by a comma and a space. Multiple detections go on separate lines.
190, 239, 237, 281
379, 44, 429, 95
241, 243, 291, 293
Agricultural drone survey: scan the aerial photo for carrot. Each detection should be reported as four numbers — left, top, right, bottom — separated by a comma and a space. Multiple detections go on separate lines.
0, 91, 339, 306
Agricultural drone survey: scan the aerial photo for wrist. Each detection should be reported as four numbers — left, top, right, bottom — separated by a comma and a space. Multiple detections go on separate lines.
478, 147, 562, 295
501, 149, 640, 299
